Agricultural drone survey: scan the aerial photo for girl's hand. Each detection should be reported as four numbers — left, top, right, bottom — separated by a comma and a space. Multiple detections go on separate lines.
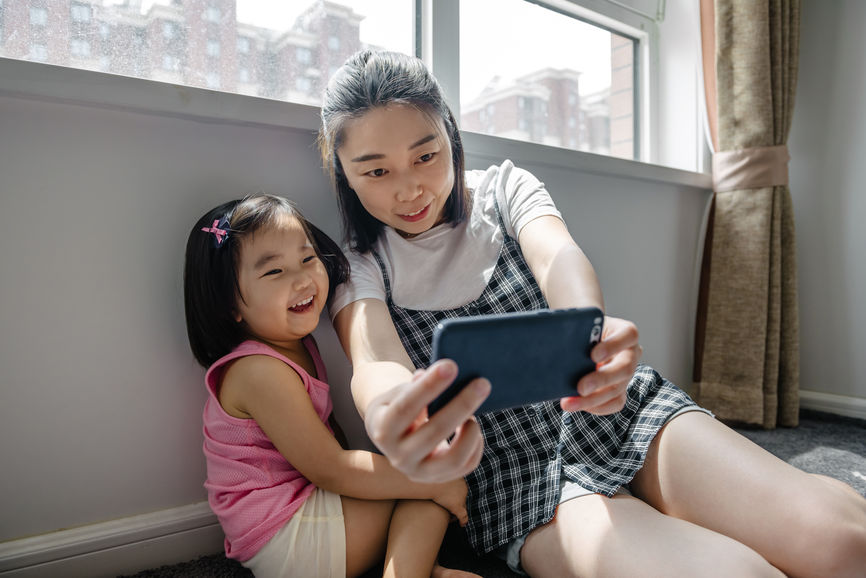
561, 315, 641, 414
364, 360, 490, 483
432, 478, 469, 526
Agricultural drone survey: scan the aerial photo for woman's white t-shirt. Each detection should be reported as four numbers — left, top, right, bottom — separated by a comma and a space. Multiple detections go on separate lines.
328, 160, 562, 317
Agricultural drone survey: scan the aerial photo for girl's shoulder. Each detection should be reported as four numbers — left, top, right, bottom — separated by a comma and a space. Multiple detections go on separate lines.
212, 342, 313, 419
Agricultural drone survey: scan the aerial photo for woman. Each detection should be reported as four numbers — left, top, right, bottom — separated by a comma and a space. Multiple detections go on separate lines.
320, 49, 866, 577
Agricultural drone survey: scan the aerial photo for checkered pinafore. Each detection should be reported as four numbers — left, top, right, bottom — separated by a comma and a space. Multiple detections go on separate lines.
371, 205, 699, 554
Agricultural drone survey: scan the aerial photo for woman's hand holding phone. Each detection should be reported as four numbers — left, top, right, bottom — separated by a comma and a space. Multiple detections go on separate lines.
364, 359, 490, 483
561, 315, 641, 414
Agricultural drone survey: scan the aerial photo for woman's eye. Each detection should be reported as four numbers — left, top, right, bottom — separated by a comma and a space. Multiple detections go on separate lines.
368, 168, 386, 177
418, 152, 435, 163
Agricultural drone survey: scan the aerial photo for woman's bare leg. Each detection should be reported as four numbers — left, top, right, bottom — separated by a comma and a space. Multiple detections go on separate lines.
631, 411, 866, 578
520, 492, 783, 577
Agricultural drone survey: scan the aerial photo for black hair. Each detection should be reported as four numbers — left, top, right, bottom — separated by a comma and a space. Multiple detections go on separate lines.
183, 193, 349, 368
318, 49, 470, 254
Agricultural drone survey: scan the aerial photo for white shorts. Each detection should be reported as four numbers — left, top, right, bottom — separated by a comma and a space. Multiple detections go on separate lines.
242, 488, 346, 578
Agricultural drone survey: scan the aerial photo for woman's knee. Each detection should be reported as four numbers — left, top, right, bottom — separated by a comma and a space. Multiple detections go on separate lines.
782, 477, 866, 577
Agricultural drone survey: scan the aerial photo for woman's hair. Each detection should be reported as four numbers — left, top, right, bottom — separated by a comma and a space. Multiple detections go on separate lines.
183, 193, 349, 368
318, 49, 470, 253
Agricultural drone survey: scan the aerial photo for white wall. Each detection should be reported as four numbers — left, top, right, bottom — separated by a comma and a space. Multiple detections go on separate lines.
0, 59, 709, 567
788, 0, 866, 404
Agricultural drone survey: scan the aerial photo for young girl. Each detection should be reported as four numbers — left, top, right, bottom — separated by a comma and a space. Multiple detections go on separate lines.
319, 50, 866, 577
183, 193, 478, 578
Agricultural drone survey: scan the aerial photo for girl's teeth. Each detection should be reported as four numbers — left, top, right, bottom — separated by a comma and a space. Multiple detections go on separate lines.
293, 296, 313, 308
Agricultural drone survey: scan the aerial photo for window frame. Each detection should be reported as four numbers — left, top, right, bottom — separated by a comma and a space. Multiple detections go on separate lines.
420, 0, 657, 165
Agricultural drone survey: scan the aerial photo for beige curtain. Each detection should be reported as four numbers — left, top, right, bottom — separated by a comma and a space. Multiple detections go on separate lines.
694, 0, 800, 428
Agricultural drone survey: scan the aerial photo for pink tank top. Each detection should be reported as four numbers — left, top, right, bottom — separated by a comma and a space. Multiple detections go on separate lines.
202, 338, 333, 561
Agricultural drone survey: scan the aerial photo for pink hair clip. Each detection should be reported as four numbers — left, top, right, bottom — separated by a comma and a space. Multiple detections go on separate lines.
201, 217, 230, 247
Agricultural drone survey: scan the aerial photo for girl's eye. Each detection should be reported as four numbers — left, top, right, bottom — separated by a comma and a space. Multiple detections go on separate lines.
263, 269, 282, 277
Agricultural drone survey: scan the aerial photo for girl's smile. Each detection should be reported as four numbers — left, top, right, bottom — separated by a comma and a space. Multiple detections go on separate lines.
336, 104, 455, 238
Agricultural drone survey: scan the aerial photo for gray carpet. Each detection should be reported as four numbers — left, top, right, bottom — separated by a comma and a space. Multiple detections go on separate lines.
121, 410, 865, 578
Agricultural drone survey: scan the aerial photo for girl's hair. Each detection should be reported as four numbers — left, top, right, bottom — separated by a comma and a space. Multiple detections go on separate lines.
183, 193, 350, 368
318, 49, 470, 253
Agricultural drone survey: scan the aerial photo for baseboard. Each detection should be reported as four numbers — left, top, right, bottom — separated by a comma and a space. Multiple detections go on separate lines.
800, 389, 866, 421
0, 502, 224, 578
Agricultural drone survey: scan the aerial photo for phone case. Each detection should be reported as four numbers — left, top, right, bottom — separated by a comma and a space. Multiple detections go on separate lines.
427, 307, 604, 415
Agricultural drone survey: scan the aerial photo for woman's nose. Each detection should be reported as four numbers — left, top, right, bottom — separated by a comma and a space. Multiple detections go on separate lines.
395, 173, 423, 202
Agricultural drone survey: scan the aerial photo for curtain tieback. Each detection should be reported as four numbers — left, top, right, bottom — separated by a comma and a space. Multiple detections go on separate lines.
712, 145, 790, 192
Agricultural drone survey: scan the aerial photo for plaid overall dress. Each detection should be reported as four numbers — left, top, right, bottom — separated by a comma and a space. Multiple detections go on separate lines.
370, 206, 700, 555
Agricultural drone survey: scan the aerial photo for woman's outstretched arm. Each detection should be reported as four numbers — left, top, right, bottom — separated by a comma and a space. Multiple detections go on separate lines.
333, 297, 489, 482
519, 215, 641, 415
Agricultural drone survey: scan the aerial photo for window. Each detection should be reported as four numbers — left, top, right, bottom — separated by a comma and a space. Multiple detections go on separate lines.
29, 43, 47, 61
204, 7, 220, 23
0, 1, 412, 107
30, 6, 47, 27
71, 4, 91, 22
459, 0, 637, 160
163, 21, 176, 39
206, 39, 220, 58
70, 39, 91, 58
162, 54, 179, 71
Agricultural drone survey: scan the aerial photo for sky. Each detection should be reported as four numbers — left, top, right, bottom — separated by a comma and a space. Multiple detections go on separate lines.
104, 0, 613, 102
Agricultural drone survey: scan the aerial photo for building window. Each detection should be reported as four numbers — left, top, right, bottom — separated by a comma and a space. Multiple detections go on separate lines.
239, 67, 250, 83
163, 21, 177, 40
295, 76, 312, 92
162, 54, 179, 71
29, 43, 48, 61
237, 36, 250, 54
30, 6, 47, 27
296, 47, 311, 65
327, 35, 339, 50
206, 40, 220, 57
206, 72, 220, 88
71, 4, 91, 23
70, 39, 91, 57
204, 7, 220, 23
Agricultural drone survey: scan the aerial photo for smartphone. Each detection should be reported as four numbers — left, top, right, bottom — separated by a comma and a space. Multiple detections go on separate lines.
427, 307, 604, 415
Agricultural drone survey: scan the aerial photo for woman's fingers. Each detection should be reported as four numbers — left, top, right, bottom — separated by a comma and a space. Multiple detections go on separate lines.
561, 315, 641, 414
365, 360, 490, 482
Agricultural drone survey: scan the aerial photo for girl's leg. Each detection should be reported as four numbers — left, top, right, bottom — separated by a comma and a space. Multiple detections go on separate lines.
631, 411, 866, 578
520, 492, 783, 577
384, 499, 480, 578
341, 496, 395, 578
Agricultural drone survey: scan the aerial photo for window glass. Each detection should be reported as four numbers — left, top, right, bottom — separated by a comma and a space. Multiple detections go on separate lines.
460, 0, 637, 160
0, 0, 413, 105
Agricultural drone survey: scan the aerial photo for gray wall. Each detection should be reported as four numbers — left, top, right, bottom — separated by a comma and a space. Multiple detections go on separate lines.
788, 0, 866, 402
